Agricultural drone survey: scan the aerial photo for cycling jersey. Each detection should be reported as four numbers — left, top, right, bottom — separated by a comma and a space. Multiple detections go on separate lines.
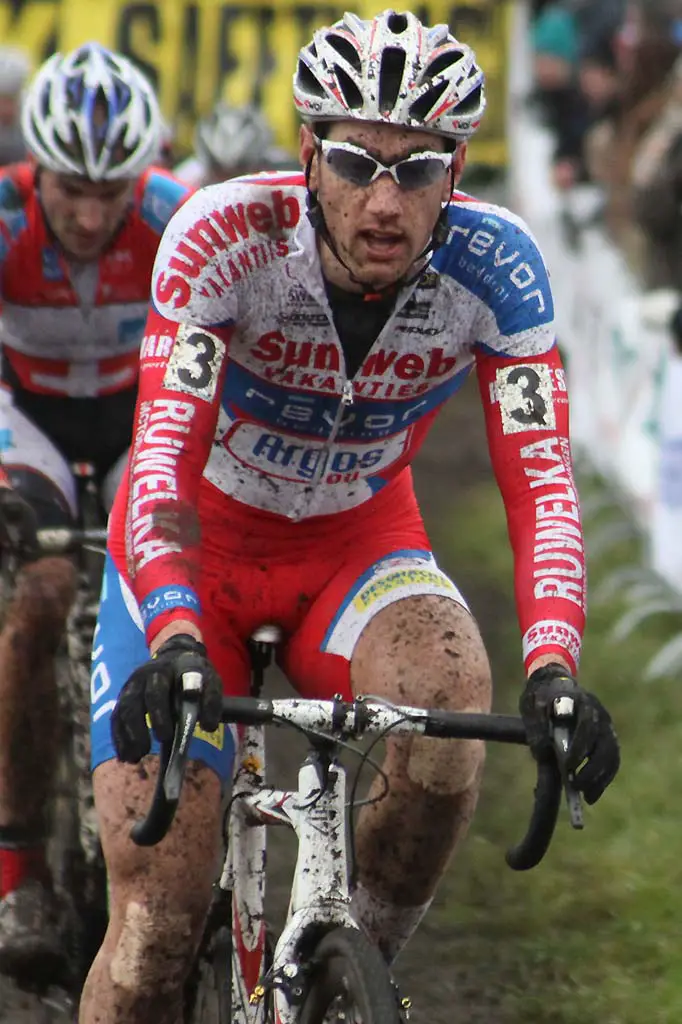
109, 172, 586, 676
0, 162, 191, 401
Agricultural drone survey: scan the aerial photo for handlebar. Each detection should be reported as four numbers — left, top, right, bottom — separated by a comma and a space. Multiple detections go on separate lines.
130, 685, 584, 869
36, 526, 108, 554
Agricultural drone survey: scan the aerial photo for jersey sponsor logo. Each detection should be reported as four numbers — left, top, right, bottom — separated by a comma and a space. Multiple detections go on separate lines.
223, 361, 461, 441
521, 436, 585, 609
162, 325, 226, 402
495, 363, 557, 434
353, 567, 456, 610
128, 398, 196, 571
522, 620, 582, 667
139, 584, 201, 626
448, 216, 552, 319
223, 421, 405, 484
141, 332, 175, 361
250, 332, 459, 382
155, 191, 298, 309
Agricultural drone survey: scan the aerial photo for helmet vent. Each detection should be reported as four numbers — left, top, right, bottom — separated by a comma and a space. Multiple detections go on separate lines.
326, 33, 361, 73
386, 12, 409, 34
378, 47, 406, 112
455, 83, 482, 115
335, 64, 364, 109
297, 59, 326, 98
409, 78, 449, 122
426, 51, 462, 80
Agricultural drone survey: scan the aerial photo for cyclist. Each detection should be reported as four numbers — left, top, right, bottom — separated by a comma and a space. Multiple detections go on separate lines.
174, 98, 297, 187
0, 42, 191, 974
85, 11, 620, 1022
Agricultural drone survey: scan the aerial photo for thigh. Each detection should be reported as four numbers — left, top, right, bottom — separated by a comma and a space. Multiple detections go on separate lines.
282, 547, 470, 700
351, 594, 492, 712
91, 551, 240, 781
3, 404, 77, 523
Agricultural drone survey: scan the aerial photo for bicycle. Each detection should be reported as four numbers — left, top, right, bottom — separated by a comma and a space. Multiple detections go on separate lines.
131, 623, 585, 1024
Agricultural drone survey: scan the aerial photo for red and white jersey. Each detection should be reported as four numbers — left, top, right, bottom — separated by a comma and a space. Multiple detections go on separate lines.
116, 172, 586, 674
0, 163, 192, 398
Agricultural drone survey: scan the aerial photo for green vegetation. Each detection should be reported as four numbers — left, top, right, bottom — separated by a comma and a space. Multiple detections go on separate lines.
430, 479, 682, 1024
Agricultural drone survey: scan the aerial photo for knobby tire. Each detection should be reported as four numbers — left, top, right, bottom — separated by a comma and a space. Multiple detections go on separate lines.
299, 926, 403, 1024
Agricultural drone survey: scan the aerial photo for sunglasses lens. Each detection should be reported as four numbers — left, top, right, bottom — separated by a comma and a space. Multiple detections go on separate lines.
396, 157, 447, 191
324, 148, 376, 187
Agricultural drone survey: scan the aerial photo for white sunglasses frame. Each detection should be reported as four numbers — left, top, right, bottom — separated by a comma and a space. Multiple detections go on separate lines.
313, 136, 453, 190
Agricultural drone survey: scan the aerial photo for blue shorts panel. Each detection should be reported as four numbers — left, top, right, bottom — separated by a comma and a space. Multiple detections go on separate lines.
90, 553, 235, 781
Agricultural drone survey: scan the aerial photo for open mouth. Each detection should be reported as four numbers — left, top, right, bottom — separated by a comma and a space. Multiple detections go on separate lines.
359, 230, 406, 258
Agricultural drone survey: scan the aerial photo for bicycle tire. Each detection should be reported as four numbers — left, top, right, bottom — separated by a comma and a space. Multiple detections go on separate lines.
186, 924, 231, 1024
298, 927, 403, 1024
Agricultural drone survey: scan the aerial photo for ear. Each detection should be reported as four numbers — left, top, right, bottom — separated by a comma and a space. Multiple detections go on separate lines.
299, 123, 315, 162
451, 143, 468, 188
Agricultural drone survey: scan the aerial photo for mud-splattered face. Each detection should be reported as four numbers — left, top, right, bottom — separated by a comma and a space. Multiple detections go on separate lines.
300, 120, 465, 291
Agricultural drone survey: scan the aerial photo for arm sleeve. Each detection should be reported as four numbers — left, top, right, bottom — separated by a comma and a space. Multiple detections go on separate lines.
467, 208, 585, 674
124, 187, 241, 645
476, 345, 585, 674
125, 309, 232, 644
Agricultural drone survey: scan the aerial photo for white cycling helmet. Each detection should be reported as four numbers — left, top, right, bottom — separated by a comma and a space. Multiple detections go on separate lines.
294, 9, 486, 142
22, 42, 163, 180
196, 102, 275, 171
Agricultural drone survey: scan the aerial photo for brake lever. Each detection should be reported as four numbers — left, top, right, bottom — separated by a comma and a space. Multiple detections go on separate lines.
551, 694, 584, 830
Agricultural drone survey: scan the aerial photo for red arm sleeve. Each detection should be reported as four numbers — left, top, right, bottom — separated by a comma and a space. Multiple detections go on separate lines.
125, 308, 232, 645
475, 345, 585, 674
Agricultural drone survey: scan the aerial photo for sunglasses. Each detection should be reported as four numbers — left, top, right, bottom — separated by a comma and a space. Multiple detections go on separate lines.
314, 137, 453, 192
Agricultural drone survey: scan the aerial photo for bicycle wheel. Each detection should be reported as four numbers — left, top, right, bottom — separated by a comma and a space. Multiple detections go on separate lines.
299, 927, 404, 1024
186, 924, 231, 1024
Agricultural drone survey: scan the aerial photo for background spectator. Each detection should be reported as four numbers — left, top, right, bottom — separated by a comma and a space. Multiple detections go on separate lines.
0, 47, 30, 167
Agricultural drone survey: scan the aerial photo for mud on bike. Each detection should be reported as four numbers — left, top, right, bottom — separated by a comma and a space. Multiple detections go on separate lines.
132, 623, 585, 1024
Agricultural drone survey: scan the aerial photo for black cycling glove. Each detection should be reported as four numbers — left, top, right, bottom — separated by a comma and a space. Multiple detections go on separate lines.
520, 663, 620, 805
0, 488, 39, 560
111, 633, 223, 764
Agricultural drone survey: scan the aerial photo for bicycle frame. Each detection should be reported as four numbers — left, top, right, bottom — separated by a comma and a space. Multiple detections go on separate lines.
220, 717, 357, 1024
132, 677, 583, 1022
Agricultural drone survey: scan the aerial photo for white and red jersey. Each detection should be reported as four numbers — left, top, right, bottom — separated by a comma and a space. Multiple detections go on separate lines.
114, 172, 586, 674
0, 162, 192, 399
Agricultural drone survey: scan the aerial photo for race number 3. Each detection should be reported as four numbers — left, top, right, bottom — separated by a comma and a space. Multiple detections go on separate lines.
163, 325, 226, 402
495, 363, 556, 434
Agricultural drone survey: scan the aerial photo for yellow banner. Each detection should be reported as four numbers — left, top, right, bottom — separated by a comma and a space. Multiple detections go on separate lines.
1, 0, 510, 166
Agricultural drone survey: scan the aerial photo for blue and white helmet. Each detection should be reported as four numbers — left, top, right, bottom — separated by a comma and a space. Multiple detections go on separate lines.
21, 42, 163, 180
294, 9, 486, 142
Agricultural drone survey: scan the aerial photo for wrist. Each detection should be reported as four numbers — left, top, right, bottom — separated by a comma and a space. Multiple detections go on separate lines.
526, 653, 573, 679
150, 619, 203, 656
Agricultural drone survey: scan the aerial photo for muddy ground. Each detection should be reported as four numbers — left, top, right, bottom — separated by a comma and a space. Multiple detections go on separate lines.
0, 375, 501, 1023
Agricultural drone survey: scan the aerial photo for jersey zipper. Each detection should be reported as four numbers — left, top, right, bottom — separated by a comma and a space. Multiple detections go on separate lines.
285, 379, 354, 521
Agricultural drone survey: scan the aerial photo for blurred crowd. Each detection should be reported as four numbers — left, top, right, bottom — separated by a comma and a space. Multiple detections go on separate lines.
531, 0, 682, 291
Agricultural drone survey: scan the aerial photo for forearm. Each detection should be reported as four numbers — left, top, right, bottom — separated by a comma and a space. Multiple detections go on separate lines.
125, 311, 231, 646
476, 345, 586, 674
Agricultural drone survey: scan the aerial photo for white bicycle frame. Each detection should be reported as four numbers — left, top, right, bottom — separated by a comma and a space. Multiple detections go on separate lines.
218, 698, 427, 1024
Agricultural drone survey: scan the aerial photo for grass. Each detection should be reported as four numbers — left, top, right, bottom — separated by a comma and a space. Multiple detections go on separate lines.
427, 477, 682, 1024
